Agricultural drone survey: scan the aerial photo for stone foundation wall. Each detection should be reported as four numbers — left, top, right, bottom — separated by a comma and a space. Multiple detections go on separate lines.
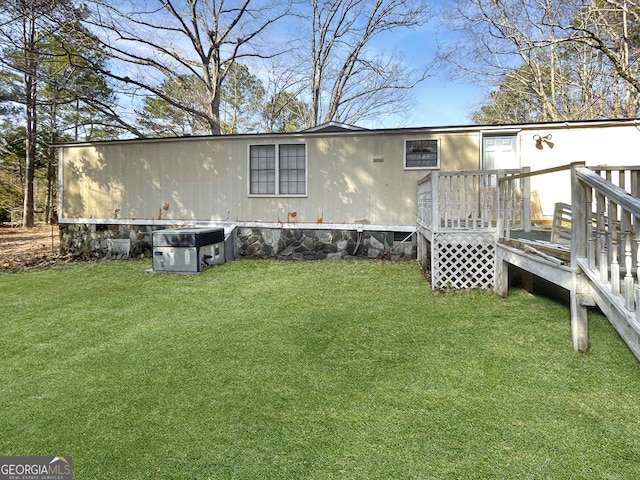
59, 224, 416, 260
236, 227, 415, 260
60, 223, 155, 258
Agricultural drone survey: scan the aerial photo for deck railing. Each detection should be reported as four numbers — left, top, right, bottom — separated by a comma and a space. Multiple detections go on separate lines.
573, 165, 640, 318
566, 163, 640, 358
418, 163, 640, 359
417, 169, 521, 232
496, 165, 580, 240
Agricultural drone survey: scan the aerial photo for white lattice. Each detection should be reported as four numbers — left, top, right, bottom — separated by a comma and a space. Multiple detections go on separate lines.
432, 232, 495, 289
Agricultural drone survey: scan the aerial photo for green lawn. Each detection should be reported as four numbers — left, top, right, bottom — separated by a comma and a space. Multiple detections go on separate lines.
1, 259, 639, 479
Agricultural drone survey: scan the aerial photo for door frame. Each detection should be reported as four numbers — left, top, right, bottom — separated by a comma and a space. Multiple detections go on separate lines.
481, 130, 520, 171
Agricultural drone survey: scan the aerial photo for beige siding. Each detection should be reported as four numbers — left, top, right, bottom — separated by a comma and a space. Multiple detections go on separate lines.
64, 122, 640, 225
61, 131, 480, 227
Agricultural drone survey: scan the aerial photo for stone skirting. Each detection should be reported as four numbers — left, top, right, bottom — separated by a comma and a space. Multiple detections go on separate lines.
60, 223, 155, 258
59, 223, 416, 260
236, 227, 415, 260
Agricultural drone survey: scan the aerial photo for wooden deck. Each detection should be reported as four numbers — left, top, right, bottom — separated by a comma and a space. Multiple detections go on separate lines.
417, 163, 640, 361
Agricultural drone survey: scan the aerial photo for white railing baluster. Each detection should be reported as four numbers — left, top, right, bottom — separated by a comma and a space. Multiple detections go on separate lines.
451, 175, 456, 228
587, 184, 596, 269
459, 174, 464, 229
447, 175, 452, 228
441, 175, 448, 228
510, 179, 516, 232
504, 179, 512, 239
624, 213, 634, 310
480, 174, 486, 227
636, 222, 640, 296
597, 192, 608, 284
457, 175, 462, 229
485, 175, 492, 228
463, 175, 469, 229
611, 199, 620, 296
471, 174, 477, 229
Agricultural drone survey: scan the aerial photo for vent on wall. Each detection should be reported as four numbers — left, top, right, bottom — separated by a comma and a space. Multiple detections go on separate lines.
107, 239, 131, 258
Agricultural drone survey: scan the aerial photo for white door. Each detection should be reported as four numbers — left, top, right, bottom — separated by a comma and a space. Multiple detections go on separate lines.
483, 135, 518, 171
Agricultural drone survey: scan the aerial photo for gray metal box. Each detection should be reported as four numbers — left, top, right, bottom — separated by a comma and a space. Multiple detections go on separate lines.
152, 228, 225, 273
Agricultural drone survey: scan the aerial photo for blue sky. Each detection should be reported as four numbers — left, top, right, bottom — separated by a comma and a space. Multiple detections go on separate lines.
362, 5, 485, 129
404, 74, 483, 127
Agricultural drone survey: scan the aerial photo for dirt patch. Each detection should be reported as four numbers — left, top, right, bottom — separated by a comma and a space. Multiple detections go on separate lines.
0, 224, 62, 271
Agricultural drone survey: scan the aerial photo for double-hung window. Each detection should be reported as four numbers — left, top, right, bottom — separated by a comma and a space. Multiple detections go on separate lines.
404, 138, 440, 169
249, 143, 307, 196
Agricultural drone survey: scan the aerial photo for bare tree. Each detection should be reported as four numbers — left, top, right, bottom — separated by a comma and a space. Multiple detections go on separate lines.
308, 0, 433, 126
259, 56, 311, 132
446, 0, 580, 122
566, 0, 640, 116
84, 0, 292, 135
449, 0, 640, 123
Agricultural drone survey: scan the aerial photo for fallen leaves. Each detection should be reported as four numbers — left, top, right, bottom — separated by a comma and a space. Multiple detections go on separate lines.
0, 225, 66, 272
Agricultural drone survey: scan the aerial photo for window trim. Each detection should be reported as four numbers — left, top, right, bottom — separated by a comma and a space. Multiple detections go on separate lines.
247, 142, 308, 197
404, 137, 441, 170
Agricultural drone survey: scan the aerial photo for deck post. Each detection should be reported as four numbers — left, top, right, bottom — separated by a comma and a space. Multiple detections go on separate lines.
431, 171, 440, 232
430, 172, 440, 290
570, 162, 590, 352
570, 276, 589, 352
522, 167, 531, 232
496, 170, 504, 239
494, 255, 509, 298
494, 170, 507, 297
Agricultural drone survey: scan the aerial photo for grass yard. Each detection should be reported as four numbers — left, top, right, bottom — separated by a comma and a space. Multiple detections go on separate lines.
1, 259, 639, 479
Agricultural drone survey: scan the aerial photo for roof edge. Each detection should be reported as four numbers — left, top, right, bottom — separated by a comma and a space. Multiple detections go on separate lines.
53, 118, 640, 148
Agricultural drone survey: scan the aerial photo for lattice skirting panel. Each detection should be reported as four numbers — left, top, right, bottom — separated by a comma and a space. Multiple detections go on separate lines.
432, 232, 496, 289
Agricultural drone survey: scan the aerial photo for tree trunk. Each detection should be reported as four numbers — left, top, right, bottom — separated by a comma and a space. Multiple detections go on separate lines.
23, 71, 37, 228
21, 3, 40, 228
208, 85, 222, 135
310, 0, 323, 126
46, 98, 57, 224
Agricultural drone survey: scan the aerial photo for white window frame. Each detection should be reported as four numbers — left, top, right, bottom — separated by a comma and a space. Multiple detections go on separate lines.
247, 142, 308, 197
404, 138, 441, 170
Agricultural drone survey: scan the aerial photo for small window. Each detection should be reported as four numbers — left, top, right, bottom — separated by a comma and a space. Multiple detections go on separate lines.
248, 143, 307, 196
405, 138, 440, 169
